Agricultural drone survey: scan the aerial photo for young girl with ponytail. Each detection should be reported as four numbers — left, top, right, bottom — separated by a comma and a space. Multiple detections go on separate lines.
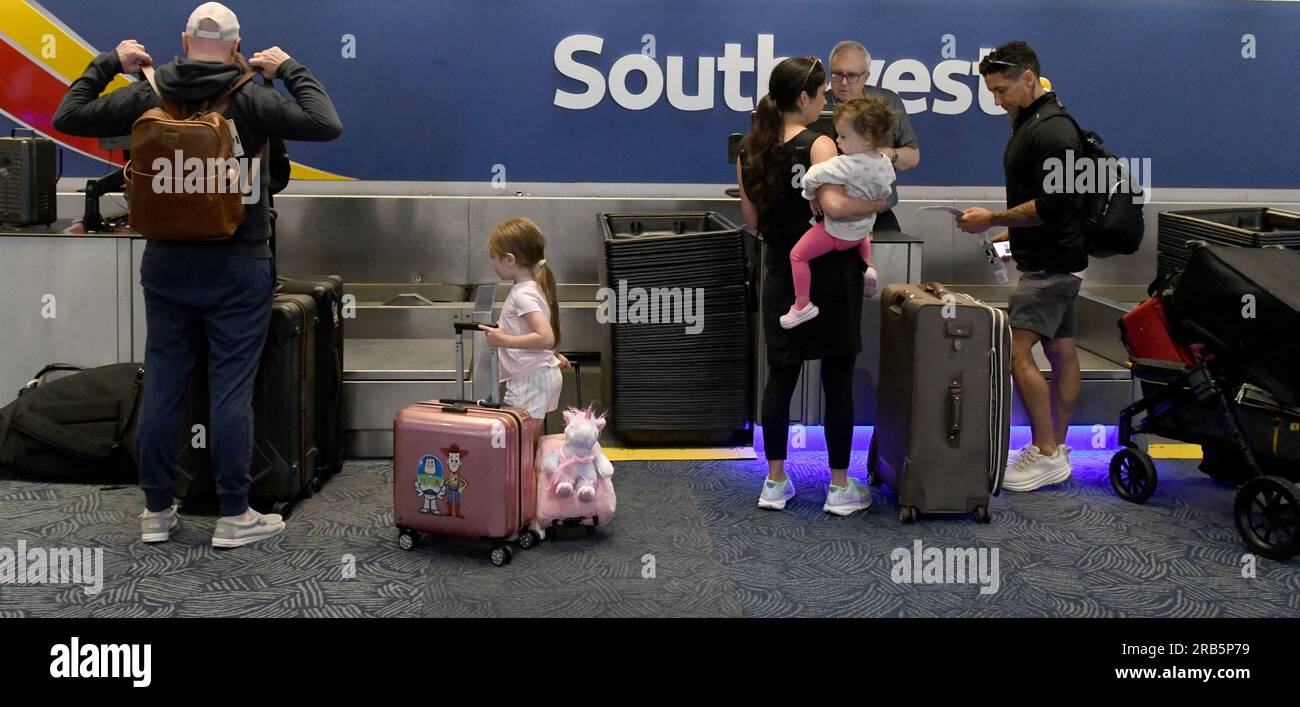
481, 217, 565, 420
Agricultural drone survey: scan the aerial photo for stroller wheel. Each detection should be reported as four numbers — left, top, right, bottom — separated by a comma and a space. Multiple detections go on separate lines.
1234, 476, 1300, 561
1109, 447, 1157, 503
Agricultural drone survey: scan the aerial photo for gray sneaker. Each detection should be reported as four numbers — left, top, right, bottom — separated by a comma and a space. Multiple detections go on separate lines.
212, 509, 286, 548
140, 505, 180, 543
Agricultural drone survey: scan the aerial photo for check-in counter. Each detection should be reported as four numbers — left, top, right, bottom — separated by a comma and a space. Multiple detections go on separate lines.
4, 188, 1181, 458
0, 223, 141, 396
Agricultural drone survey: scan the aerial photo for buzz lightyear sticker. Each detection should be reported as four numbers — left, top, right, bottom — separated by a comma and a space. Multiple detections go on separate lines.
414, 454, 446, 515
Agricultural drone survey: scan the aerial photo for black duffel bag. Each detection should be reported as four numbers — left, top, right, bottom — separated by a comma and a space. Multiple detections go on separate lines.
0, 363, 143, 481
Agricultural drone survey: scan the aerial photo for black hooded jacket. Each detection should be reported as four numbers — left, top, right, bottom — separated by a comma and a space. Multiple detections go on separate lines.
54, 50, 342, 257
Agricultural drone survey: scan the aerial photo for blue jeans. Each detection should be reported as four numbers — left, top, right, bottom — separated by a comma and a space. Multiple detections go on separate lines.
136, 247, 273, 517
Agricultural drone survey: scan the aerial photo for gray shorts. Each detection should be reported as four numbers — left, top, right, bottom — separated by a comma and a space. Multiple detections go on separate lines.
1008, 271, 1082, 340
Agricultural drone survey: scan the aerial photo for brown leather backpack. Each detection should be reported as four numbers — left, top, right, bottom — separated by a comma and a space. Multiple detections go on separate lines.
124, 66, 258, 240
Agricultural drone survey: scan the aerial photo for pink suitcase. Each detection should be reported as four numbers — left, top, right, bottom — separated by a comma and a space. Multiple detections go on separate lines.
532, 433, 616, 538
393, 323, 541, 566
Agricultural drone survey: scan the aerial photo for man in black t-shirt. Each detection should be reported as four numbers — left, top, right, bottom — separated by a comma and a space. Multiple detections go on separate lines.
958, 41, 1084, 493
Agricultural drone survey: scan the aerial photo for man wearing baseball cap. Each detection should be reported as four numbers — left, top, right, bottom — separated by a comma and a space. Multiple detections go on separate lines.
54, 2, 343, 548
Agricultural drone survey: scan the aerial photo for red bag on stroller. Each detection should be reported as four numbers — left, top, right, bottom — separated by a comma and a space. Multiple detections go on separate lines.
1120, 295, 1196, 367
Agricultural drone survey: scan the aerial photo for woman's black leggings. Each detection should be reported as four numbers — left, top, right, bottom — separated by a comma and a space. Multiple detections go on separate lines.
761, 355, 855, 469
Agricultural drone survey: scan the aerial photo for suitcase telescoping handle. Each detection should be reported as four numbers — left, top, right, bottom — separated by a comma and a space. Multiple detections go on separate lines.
440, 322, 501, 413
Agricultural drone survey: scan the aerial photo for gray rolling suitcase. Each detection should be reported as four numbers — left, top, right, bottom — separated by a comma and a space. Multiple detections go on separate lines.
867, 282, 1010, 523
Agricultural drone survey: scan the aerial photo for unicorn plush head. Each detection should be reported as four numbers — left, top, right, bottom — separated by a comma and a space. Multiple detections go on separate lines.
562, 407, 606, 451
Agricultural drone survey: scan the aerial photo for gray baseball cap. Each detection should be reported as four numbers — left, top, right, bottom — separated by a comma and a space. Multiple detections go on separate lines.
186, 2, 240, 42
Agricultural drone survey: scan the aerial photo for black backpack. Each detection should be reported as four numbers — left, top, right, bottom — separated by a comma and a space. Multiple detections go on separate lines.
0, 363, 143, 482
1044, 112, 1145, 258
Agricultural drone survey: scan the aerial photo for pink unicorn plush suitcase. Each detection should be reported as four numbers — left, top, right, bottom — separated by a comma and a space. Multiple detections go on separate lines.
394, 323, 542, 566
533, 409, 616, 538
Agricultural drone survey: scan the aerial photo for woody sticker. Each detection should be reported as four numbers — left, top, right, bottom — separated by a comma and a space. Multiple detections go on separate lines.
442, 444, 470, 519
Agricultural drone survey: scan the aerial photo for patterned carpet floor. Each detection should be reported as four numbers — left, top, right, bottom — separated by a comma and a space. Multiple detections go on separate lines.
1, 449, 1297, 617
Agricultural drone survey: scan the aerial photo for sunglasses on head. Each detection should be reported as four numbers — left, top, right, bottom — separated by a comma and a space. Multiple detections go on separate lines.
979, 57, 1023, 74
801, 56, 822, 87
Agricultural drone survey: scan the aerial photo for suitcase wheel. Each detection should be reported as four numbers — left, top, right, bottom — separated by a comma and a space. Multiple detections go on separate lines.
973, 505, 991, 524
867, 469, 882, 487
490, 544, 514, 567
1109, 447, 1158, 504
272, 501, 293, 519
517, 530, 540, 550
398, 529, 419, 552
899, 506, 918, 524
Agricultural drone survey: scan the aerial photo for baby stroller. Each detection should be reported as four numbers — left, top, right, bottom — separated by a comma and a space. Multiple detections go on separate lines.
1112, 243, 1300, 560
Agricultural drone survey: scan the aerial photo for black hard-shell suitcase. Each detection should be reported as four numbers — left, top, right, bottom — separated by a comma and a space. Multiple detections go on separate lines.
174, 294, 319, 516
277, 275, 345, 477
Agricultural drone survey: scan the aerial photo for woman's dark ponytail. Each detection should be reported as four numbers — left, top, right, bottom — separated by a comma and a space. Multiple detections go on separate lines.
739, 56, 824, 213
741, 94, 783, 211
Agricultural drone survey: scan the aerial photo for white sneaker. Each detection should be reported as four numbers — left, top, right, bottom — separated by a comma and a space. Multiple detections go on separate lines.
1001, 444, 1072, 492
824, 477, 873, 516
863, 266, 879, 298
758, 477, 796, 510
779, 303, 819, 329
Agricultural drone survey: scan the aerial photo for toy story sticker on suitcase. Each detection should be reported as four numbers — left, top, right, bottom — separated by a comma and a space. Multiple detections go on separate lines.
413, 444, 473, 518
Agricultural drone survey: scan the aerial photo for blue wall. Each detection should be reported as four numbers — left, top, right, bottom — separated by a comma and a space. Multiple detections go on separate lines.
16, 0, 1299, 187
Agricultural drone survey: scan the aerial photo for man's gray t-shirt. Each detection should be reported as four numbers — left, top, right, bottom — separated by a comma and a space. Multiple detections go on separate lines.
818, 86, 919, 211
